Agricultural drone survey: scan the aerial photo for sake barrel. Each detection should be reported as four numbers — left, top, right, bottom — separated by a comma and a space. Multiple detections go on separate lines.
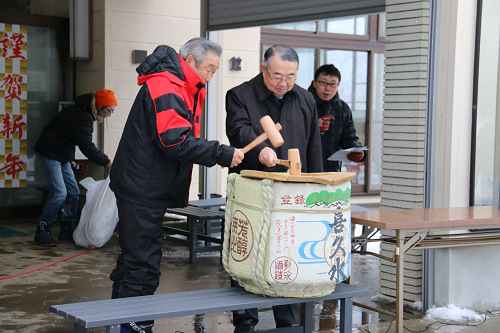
222, 171, 355, 298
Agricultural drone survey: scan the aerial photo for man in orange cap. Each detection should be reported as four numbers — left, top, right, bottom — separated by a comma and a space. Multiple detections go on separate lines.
33, 89, 116, 246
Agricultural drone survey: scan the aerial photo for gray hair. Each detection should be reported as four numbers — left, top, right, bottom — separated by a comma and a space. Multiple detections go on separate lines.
262, 45, 299, 68
179, 37, 222, 67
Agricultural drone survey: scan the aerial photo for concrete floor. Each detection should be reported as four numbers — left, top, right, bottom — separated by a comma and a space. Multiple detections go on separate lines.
1, 217, 500, 333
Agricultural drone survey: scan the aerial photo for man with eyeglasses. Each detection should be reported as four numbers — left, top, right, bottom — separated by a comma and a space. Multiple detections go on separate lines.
225, 45, 322, 333
308, 64, 365, 172
226, 44, 322, 176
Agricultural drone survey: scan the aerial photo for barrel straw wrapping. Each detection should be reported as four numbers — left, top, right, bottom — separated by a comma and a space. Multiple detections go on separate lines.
223, 173, 352, 298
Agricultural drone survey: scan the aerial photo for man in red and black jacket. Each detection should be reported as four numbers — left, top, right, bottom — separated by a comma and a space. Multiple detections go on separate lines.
109, 38, 244, 333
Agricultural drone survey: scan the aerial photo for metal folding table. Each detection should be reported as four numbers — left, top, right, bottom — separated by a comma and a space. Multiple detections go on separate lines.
351, 206, 500, 333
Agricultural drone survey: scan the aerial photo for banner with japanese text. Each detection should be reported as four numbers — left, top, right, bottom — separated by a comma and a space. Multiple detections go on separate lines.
0, 23, 27, 188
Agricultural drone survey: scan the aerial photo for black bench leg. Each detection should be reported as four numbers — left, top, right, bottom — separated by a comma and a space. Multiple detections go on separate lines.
220, 218, 225, 263
73, 322, 87, 333
189, 217, 197, 264
106, 324, 120, 333
339, 297, 353, 333
301, 302, 313, 333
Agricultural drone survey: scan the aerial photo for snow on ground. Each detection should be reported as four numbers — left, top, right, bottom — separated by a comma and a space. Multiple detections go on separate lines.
425, 304, 486, 322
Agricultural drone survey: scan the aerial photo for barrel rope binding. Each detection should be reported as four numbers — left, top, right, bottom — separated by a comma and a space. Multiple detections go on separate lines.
222, 173, 238, 278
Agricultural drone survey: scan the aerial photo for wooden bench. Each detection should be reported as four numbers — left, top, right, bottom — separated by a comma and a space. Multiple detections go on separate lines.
50, 283, 370, 333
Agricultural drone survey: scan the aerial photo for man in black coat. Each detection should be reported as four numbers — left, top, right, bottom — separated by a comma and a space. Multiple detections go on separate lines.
308, 64, 365, 172
34, 89, 116, 246
225, 45, 322, 333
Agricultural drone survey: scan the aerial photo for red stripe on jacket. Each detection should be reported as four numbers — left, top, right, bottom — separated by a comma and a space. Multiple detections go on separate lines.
137, 56, 206, 146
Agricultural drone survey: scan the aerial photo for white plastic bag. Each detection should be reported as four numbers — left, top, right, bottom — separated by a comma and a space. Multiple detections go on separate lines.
73, 176, 119, 248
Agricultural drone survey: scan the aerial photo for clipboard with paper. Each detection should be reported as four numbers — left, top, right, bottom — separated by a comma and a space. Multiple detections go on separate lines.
327, 146, 368, 163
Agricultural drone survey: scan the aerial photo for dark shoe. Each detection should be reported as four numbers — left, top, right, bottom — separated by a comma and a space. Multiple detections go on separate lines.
120, 321, 154, 333
58, 219, 77, 242
234, 319, 255, 333
34, 222, 57, 246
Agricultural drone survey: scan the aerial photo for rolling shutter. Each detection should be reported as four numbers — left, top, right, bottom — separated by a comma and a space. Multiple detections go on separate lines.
207, 0, 385, 31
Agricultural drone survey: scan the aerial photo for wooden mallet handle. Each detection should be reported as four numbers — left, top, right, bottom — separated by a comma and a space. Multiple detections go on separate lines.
241, 123, 282, 154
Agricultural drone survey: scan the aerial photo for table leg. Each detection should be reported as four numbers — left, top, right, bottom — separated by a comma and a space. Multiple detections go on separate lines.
301, 302, 313, 333
189, 217, 197, 264
220, 218, 225, 263
396, 229, 405, 333
205, 218, 212, 246
340, 297, 353, 333
106, 325, 120, 333
74, 322, 87, 332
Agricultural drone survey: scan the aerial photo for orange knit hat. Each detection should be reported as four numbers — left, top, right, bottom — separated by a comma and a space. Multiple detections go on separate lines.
95, 89, 117, 107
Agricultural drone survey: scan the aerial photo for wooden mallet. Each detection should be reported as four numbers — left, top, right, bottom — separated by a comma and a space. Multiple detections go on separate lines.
223, 116, 284, 169
241, 115, 284, 154
274, 148, 301, 176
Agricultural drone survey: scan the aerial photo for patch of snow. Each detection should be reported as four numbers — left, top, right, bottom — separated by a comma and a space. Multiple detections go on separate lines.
425, 304, 486, 322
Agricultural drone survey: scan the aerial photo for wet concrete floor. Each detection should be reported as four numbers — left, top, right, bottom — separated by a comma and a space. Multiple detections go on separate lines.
1, 218, 500, 333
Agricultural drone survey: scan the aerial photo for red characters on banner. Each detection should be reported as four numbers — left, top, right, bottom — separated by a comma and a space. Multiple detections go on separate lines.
1, 113, 26, 139
280, 195, 292, 205
0, 153, 25, 180
230, 210, 254, 262
294, 195, 305, 205
270, 257, 298, 284
1, 74, 24, 101
280, 194, 306, 206
275, 216, 296, 252
0, 32, 26, 60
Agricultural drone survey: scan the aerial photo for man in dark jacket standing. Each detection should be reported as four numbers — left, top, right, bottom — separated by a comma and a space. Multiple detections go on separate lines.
225, 45, 322, 333
308, 64, 365, 172
109, 38, 244, 333
33, 89, 116, 246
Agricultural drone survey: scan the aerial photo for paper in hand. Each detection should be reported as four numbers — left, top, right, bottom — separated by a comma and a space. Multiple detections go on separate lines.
327, 146, 368, 162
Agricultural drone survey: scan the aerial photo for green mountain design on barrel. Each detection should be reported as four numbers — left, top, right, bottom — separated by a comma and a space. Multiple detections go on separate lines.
306, 189, 351, 207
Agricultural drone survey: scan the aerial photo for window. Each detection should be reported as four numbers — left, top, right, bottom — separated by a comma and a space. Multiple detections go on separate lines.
472, 0, 500, 206
319, 15, 368, 35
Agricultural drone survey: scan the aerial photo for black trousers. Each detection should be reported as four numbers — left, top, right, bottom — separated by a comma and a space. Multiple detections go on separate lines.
110, 196, 167, 298
231, 279, 298, 327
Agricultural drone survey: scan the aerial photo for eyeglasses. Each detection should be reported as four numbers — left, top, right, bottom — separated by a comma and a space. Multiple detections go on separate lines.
266, 68, 296, 84
104, 107, 114, 114
317, 80, 339, 88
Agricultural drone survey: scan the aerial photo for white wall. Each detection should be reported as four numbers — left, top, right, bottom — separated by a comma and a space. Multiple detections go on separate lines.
435, 245, 500, 311
207, 27, 261, 198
